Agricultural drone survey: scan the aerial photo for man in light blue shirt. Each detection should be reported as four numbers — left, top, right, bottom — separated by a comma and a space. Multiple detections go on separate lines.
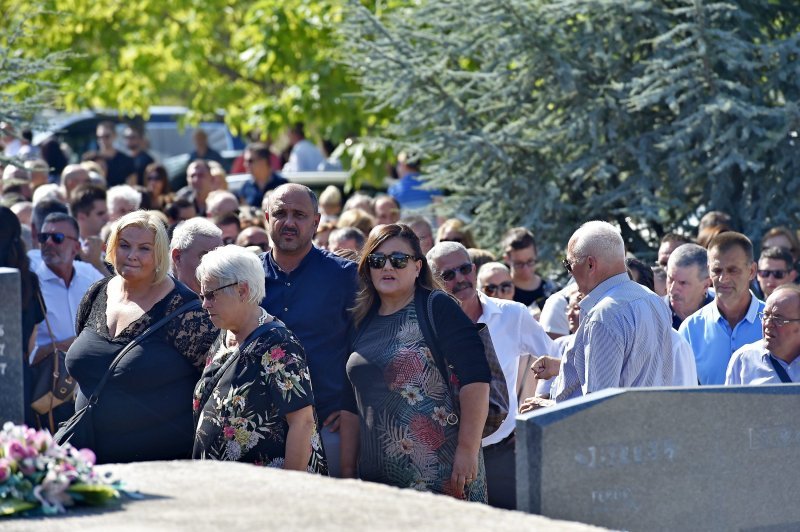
726, 284, 800, 385
553, 221, 673, 401
679, 232, 764, 384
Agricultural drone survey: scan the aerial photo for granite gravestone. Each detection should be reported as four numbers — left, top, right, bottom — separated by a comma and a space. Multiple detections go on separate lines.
517, 386, 800, 532
0, 267, 24, 424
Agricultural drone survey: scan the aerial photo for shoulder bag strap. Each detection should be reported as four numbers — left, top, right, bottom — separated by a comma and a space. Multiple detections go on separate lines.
415, 288, 451, 385
86, 298, 201, 406
767, 355, 793, 384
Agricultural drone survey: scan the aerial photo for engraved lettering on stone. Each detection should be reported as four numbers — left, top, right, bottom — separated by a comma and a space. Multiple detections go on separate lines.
749, 426, 800, 450
0, 343, 5, 356
0, 363, 6, 376
575, 440, 679, 469
0, 324, 4, 336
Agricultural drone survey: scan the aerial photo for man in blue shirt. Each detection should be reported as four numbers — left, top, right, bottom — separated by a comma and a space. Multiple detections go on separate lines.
388, 152, 441, 211
665, 243, 713, 330
261, 183, 358, 476
239, 142, 288, 208
679, 232, 764, 384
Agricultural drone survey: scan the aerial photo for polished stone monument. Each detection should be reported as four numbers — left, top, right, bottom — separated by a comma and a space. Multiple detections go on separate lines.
517, 386, 800, 531
0, 267, 24, 424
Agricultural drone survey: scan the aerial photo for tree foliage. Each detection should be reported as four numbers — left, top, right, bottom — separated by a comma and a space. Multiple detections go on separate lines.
341, 0, 800, 259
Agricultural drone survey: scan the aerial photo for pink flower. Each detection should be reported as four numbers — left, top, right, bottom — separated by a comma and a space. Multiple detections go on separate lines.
0, 458, 10, 482
223, 426, 236, 439
79, 448, 96, 466
8, 441, 29, 461
270, 347, 286, 361
192, 398, 201, 411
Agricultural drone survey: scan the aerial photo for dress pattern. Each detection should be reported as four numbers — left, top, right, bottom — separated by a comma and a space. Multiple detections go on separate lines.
346, 303, 487, 501
193, 322, 327, 474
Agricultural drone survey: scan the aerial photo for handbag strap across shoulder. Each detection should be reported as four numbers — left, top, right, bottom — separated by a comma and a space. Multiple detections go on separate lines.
768, 354, 793, 384
87, 298, 202, 405
414, 288, 451, 386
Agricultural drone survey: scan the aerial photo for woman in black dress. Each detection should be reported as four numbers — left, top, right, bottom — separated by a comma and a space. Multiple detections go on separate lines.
66, 210, 217, 463
0, 207, 45, 427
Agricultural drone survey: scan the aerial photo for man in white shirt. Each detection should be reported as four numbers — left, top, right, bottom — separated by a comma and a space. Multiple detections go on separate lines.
32, 213, 105, 365
282, 123, 324, 172
427, 241, 555, 510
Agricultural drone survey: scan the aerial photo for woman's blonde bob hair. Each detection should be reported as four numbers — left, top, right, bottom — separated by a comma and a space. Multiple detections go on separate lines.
106, 210, 170, 285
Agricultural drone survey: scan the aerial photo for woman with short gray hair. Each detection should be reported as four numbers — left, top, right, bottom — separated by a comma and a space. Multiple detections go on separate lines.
193, 245, 327, 473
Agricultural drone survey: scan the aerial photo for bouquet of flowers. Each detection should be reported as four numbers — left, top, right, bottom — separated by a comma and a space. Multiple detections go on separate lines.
0, 422, 120, 517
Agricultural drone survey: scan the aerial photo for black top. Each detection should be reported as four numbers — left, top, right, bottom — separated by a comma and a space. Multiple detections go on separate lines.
513, 278, 558, 310
65, 277, 217, 463
132, 151, 155, 185
105, 151, 137, 187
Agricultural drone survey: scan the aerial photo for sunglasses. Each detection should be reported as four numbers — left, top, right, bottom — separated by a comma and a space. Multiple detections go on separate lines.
562, 256, 585, 274
757, 269, 790, 279
483, 281, 514, 296
199, 281, 238, 302
367, 252, 417, 269
37, 232, 78, 245
440, 262, 473, 282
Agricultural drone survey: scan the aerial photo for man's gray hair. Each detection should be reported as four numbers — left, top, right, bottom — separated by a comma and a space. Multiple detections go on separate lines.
107, 185, 142, 211
170, 217, 223, 252
477, 261, 510, 284
330, 226, 366, 249
667, 243, 709, 278
400, 215, 432, 232
570, 221, 625, 263
196, 244, 265, 305
426, 241, 469, 270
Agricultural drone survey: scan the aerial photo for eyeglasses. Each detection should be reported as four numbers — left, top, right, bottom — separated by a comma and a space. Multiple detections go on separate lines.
758, 312, 800, 326
37, 232, 78, 245
367, 252, 417, 269
512, 258, 536, 270
562, 256, 585, 274
483, 281, 514, 296
440, 262, 473, 282
199, 282, 238, 302
757, 269, 791, 279
146, 174, 162, 182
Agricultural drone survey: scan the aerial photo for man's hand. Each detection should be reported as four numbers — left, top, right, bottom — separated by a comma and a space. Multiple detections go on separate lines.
518, 396, 555, 414
531, 355, 560, 380
322, 410, 341, 433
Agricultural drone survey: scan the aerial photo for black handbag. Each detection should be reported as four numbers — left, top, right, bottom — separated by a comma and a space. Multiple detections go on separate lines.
30, 291, 77, 432
54, 299, 201, 448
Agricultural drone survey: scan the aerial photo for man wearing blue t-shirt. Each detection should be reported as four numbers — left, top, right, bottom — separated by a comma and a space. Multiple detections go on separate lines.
261, 183, 358, 477
679, 232, 765, 384
388, 152, 441, 211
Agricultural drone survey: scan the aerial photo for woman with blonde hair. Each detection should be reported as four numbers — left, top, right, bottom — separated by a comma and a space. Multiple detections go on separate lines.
65, 210, 217, 463
436, 218, 477, 249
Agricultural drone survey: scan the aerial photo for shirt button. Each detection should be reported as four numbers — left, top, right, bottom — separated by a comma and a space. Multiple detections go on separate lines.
284, 307, 289, 312
286, 282, 291, 286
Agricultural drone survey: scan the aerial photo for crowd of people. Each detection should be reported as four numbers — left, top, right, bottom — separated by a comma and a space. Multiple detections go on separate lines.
1, 122, 798, 510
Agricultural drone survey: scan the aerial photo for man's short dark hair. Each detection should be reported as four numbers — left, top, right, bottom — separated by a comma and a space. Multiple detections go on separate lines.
164, 198, 194, 221
213, 212, 241, 231
69, 183, 107, 217
660, 232, 692, 245
760, 246, 794, 268
290, 122, 306, 138
42, 212, 80, 238
626, 258, 654, 291
32, 199, 69, 232
698, 210, 734, 232
501, 227, 536, 253
668, 243, 709, 279
708, 231, 754, 262
245, 142, 271, 161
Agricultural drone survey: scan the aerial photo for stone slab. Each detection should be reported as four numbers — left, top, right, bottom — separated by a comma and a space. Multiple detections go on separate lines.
517, 385, 800, 531
3, 460, 605, 531
0, 267, 24, 424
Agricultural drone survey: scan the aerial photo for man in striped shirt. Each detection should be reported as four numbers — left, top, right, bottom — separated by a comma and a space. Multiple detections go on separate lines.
553, 221, 673, 401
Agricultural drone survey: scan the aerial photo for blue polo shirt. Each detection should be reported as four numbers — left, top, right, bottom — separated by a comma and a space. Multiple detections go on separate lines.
388, 172, 442, 210
238, 173, 289, 207
261, 246, 358, 420
678, 293, 764, 385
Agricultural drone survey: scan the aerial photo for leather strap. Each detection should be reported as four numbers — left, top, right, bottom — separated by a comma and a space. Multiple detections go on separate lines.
768, 354, 793, 384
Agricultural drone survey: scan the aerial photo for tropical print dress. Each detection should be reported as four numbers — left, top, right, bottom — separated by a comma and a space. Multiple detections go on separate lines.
344, 303, 487, 502
193, 317, 327, 474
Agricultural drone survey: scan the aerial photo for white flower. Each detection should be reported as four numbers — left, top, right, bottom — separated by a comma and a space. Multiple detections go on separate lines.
400, 385, 423, 405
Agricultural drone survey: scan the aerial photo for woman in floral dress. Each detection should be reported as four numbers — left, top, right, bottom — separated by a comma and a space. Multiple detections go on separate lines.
340, 224, 490, 501
193, 245, 326, 473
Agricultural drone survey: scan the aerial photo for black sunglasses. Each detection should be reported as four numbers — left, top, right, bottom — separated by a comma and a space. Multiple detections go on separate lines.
367, 252, 417, 269
37, 232, 78, 245
199, 282, 238, 302
440, 262, 473, 282
483, 281, 514, 295
757, 269, 790, 279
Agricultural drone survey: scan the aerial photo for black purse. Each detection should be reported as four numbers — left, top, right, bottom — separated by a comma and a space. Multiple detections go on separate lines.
54, 299, 201, 448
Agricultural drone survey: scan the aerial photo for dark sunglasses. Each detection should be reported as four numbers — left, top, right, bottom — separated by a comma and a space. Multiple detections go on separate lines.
757, 269, 790, 279
146, 174, 163, 181
483, 281, 514, 296
562, 256, 584, 274
37, 232, 78, 245
199, 281, 238, 302
440, 262, 473, 282
367, 252, 417, 269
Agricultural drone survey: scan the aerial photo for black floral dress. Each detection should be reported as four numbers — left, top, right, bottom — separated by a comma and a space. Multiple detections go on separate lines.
193, 318, 327, 474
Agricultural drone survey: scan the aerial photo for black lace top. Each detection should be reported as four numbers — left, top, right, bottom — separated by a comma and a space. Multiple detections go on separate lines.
66, 276, 218, 463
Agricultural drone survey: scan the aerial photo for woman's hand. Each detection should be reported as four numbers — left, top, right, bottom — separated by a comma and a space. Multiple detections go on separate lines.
450, 442, 480, 498
450, 382, 488, 499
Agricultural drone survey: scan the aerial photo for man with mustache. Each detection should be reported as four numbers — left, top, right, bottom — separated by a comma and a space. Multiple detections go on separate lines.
261, 183, 358, 477
427, 241, 554, 510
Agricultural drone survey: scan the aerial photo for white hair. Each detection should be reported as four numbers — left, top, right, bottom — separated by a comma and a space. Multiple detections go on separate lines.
206, 190, 240, 217
3, 164, 29, 181
426, 241, 469, 270
170, 217, 223, 252
570, 221, 625, 262
477, 261, 510, 286
31, 183, 65, 206
196, 244, 266, 305
107, 185, 142, 211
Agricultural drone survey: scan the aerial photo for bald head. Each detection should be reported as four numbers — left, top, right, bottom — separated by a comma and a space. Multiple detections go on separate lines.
268, 183, 319, 213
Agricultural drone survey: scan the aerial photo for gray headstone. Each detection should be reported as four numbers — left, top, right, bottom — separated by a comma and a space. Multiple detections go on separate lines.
0, 267, 24, 424
517, 386, 800, 532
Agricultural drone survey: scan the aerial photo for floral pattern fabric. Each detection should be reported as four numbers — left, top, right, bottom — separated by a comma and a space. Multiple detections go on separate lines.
345, 303, 487, 502
193, 324, 327, 474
